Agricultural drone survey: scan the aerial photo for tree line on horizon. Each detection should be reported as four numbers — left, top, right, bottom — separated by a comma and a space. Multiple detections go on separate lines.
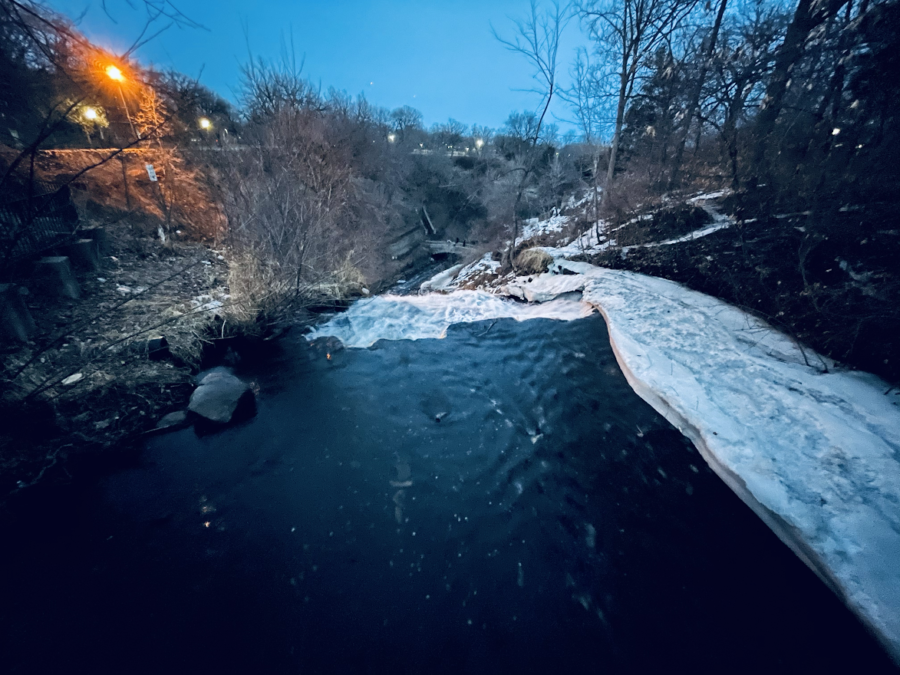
1, 0, 897, 344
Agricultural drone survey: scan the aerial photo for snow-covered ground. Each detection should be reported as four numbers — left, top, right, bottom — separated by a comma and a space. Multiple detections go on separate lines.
687, 188, 732, 204
539, 225, 614, 258
419, 264, 463, 293
520, 213, 570, 241
623, 214, 732, 252
534, 199, 734, 261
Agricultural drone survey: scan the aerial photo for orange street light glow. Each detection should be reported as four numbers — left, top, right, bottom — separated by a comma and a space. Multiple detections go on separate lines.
106, 65, 124, 81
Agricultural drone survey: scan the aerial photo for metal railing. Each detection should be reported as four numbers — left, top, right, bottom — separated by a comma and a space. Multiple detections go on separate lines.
0, 185, 80, 267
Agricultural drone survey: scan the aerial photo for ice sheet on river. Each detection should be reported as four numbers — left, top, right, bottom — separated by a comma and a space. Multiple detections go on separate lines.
307, 290, 593, 348
517, 263, 900, 662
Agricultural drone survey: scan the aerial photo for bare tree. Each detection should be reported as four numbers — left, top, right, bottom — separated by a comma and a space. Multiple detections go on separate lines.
667, 0, 728, 188
706, 1, 786, 188
493, 0, 570, 267
390, 105, 424, 133
749, 0, 850, 184
561, 47, 607, 234
575, 0, 700, 188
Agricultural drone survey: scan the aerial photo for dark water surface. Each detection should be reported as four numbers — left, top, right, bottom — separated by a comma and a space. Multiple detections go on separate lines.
1, 315, 894, 674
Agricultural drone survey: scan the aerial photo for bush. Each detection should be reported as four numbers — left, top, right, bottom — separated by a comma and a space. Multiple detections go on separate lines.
515, 247, 553, 274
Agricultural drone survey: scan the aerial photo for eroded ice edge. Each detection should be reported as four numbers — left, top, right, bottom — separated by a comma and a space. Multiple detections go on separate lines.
308, 263, 900, 664
306, 290, 593, 347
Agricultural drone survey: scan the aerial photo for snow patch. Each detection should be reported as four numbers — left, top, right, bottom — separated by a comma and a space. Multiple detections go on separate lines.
420, 264, 463, 292
626, 219, 732, 250
503, 273, 587, 303
687, 189, 731, 204
540, 224, 614, 258
453, 253, 501, 289
521, 213, 570, 241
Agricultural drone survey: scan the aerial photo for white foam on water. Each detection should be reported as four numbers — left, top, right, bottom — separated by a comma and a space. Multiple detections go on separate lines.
306, 290, 594, 348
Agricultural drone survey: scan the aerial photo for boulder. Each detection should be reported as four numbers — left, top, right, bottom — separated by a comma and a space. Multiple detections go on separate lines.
188, 371, 255, 424
33, 256, 80, 299
147, 335, 170, 360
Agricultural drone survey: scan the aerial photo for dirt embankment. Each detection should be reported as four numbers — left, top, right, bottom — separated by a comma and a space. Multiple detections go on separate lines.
586, 196, 900, 384
1, 148, 231, 497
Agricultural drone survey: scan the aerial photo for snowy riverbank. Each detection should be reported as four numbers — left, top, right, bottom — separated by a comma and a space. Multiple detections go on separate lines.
572, 264, 900, 663
504, 261, 900, 663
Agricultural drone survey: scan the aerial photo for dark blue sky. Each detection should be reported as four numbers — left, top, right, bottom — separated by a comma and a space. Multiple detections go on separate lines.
47, 0, 583, 131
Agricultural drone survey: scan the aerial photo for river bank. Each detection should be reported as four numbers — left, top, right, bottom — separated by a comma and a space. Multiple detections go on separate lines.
0, 219, 229, 496
0, 215, 437, 499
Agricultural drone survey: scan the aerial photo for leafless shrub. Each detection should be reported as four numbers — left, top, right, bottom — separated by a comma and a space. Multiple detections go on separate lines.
515, 247, 553, 274
212, 100, 370, 329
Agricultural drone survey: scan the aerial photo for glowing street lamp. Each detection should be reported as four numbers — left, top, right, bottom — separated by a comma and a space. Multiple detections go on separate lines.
475, 138, 484, 149
199, 117, 212, 130
105, 63, 138, 140
83, 107, 98, 121
387, 133, 396, 143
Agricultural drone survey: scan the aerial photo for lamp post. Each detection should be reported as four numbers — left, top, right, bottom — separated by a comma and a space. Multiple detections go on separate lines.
106, 65, 139, 141
81, 106, 99, 145
105, 64, 136, 209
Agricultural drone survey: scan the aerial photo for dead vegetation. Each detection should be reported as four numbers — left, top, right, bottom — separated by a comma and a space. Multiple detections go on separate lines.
514, 247, 554, 274
590, 194, 900, 384
0, 213, 229, 495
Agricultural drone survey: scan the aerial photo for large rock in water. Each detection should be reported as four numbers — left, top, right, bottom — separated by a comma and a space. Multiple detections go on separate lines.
188, 371, 254, 424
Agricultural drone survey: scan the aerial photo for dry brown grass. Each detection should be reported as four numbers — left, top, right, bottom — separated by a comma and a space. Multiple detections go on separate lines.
514, 247, 553, 275
4, 147, 226, 241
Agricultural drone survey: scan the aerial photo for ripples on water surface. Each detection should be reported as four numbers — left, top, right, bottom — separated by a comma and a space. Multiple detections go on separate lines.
1, 315, 894, 674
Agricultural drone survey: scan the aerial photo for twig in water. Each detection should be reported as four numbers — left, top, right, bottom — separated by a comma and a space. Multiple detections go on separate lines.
477, 320, 498, 337
13, 443, 73, 494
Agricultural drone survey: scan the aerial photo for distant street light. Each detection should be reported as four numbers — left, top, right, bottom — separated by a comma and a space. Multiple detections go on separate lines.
475, 138, 484, 149
105, 65, 124, 81
83, 107, 98, 121
387, 133, 396, 143
199, 117, 212, 130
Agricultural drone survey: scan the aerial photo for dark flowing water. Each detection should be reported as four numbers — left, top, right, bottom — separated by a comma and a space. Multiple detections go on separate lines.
0, 315, 894, 674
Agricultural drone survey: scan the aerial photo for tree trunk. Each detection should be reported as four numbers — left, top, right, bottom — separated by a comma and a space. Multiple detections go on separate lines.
668, 0, 728, 190
606, 74, 629, 187
750, 0, 849, 184
723, 97, 744, 189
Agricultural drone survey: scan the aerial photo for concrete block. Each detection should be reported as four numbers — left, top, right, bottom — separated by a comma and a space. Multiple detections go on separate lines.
33, 256, 80, 299
77, 227, 111, 254
148, 335, 170, 360
0, 284, 36, 341
64, 238, 101, 271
